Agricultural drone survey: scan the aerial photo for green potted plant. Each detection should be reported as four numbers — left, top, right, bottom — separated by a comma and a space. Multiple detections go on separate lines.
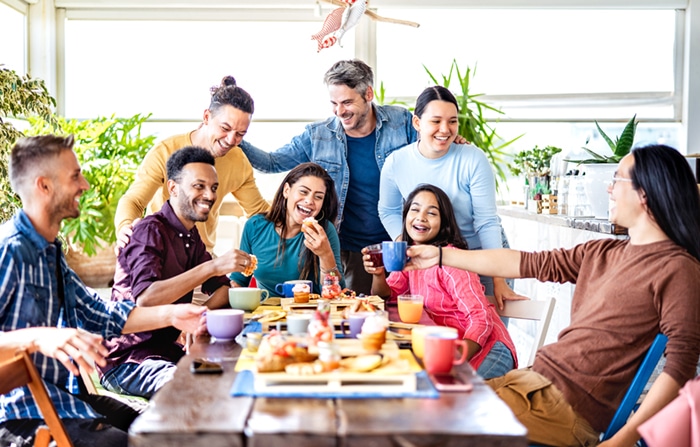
508, 145, 562, 211
0, 65, 59, 223
566, 115, 638, 219
28, 114, 155, 286
570, 114, 638, 164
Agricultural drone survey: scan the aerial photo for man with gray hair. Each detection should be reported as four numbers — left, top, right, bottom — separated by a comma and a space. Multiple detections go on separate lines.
240, 59, 420, 294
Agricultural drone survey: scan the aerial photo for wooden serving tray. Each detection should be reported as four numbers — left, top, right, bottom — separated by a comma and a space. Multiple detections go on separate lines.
280, 296, 385, 313
252, 347, 418, 393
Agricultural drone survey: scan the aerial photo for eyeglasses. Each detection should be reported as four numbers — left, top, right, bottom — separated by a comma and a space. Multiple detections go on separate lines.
610, 176, 633, 187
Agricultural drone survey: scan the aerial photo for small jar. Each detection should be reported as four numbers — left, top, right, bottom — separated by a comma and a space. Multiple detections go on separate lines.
317, 341, 341, 372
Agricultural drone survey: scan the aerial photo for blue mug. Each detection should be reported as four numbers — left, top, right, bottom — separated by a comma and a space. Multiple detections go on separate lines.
275, 280, 313, 298
382, 241, 408, 272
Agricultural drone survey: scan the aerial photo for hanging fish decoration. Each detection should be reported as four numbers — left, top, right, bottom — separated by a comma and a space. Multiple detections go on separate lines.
312, 0, 419, 52
311, 7, 344, 52
334, 0, 366, 47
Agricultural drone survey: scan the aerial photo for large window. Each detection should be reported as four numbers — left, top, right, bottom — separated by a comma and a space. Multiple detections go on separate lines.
375, 8, 677, 121
64, 19, 354, 122
0, 1, 26, 72
59, 5, 684, 200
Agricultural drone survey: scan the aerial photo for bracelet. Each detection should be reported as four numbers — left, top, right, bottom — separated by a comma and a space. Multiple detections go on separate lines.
321, 265, 340, 275
438, 246, 443, 269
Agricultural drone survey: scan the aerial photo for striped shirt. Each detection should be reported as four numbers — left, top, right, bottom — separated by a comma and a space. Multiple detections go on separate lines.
0, 211, 134, 422
386, 246, 517, 370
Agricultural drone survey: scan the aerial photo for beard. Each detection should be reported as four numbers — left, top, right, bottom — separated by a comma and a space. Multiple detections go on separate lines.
50, 191, 81, 222
179, 198, 212, 223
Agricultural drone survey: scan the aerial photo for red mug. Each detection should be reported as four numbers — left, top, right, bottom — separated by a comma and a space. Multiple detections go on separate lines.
422, 332, 468, 375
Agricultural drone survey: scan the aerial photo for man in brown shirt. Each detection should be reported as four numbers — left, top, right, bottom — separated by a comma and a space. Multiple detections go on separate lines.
406, 144, 700, 447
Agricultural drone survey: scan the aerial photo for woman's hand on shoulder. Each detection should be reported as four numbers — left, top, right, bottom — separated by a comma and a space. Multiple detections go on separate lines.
454, 135, 469, 145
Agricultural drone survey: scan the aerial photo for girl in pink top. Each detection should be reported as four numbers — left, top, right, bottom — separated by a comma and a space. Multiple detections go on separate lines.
364, 184, 516, 378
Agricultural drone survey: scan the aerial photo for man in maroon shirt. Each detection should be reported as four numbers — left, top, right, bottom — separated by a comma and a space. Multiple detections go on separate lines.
406, 144, 700, 447
98, 146, 253, 399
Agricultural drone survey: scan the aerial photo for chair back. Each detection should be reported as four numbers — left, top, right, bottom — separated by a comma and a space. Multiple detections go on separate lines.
493, 297, 556, 367
0, 349, 74, 447
601, 333, 668, 441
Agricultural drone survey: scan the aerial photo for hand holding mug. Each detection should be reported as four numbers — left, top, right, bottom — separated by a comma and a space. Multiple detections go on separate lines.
362, 244, 385, 276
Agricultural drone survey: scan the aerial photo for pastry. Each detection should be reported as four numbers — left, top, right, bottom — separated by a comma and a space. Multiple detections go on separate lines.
339, 354, 383, 372
359, 313, 389, 352
243, 254, 257, 277
255, 332, 318, 373
292, 283, 311, 303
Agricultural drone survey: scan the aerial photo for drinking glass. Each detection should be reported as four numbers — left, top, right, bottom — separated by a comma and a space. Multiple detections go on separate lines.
397, 294, 424, 324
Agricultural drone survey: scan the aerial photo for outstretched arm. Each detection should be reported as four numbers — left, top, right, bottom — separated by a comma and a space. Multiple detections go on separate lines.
405, 245, 523, 279
122, 304, 207, 336
135, 249, 253, 307
239, 136, 312, 173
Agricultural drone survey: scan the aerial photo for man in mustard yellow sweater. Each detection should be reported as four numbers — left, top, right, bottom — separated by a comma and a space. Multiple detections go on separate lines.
115, 76, 269, 252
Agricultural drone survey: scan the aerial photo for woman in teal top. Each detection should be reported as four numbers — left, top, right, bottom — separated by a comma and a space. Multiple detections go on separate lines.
230, 162, 344, 295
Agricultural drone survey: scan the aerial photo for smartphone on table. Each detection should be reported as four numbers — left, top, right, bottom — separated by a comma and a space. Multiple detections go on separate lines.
429, 373, 473, 392
190, 358, 224, 374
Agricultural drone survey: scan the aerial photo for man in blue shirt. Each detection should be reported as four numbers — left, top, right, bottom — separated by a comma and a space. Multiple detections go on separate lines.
240, 59, 431, 294
0, 135, 208, 447
99, 147, 252, 399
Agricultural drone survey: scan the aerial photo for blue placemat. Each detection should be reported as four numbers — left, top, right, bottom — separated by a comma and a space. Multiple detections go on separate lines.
230, 369, 439, 399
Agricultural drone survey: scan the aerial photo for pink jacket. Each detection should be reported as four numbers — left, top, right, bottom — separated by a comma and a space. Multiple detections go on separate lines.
386, 254, 517, 370
638, 376, 700, 447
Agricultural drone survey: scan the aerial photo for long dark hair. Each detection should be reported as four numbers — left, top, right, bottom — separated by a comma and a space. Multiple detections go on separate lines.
266, 162, 339, 282
631, 144, 700, 261
400, 184, 467, 250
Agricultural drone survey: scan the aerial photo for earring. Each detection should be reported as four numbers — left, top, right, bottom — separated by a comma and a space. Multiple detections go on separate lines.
316, 210, 325, 221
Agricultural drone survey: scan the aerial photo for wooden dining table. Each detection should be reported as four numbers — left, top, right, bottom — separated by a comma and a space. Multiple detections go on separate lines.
128, 328, 528, 447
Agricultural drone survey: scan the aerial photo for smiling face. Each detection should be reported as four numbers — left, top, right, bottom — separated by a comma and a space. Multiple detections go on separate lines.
48, 149, 90, 221
202, 105, 252, 158
413, 100, 459, 159
328, 84, 374, 137
405, 191, 441, 244
283, 175, 327, 228
607, 154, 643, 227
169, 162, 219, 228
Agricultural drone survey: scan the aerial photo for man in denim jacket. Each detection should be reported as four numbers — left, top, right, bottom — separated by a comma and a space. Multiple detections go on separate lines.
240, 59, 417, 294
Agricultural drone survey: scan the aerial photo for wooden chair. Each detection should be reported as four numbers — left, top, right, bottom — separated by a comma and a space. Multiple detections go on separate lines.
489, 296, 556, 367
0, 349, 73, 447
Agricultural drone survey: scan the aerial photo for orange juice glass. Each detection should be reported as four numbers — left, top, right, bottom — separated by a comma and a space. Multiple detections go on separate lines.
397, 294, 424, 324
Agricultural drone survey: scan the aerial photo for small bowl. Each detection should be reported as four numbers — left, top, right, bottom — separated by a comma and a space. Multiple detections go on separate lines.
206, 309, 244, 341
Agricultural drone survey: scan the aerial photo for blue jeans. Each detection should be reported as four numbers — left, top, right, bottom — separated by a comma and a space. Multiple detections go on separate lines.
476, 341, 515, 379
101, 359, 176, 399
0, 418, 127, 447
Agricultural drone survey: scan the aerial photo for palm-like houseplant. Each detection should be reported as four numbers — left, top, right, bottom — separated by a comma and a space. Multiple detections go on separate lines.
565, 115, 639, 219
567, 114, 638, 164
